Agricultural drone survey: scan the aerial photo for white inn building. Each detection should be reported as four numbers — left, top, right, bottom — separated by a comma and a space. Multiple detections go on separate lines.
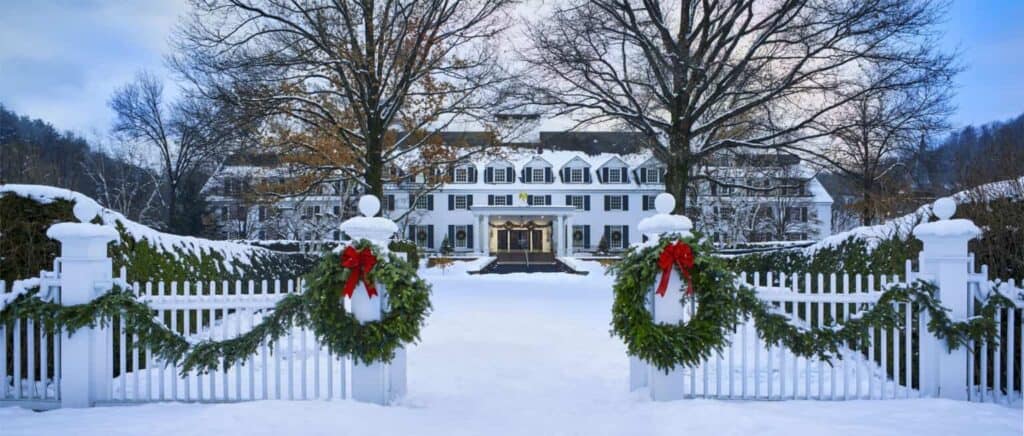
204, 132, 833, 258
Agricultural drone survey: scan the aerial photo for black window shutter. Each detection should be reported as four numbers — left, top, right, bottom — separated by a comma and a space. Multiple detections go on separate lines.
522, 168, 528, 183
584, 195, 591, 211
620, 168, 628, 183
623, 226, 630, 246
604, 225, 611, 245
386, 195, 395, 211
545, 167, 553, 183
601, 167, 609, 183
505, 194, 513, 205
506, 167, 514, 183
485, 167, 493, 183
584, 170, 591, 183
467, 195, 474, 207
642, 195, 649, 211
427, 225, 434, 249
448, 225, 455, 244
448, 195, 454, 210
408, 224, 416, 240
469, 167, 477, 183
409, 194, 415, 209
488, 194, 494, 205
622, 195, 629, 211
604, 195, 610, 211
527, 195, 533, 205
802, 207, 808, 222
545, 195, 551, 205
561, 167, 568, 182
566, 195, 572, 206
640, 169, 647, 184
583, 225, 591, 248
467, 225, 474, 249
427, 195, 434, 210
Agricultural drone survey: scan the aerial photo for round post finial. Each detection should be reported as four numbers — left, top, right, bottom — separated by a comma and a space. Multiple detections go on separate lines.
932, 197, 956, 220
359, 195, 381, 217
339, 194, 398, 244
654, 193, 675, 214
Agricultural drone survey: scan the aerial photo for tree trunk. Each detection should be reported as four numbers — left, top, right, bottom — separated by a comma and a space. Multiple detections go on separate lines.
664, 129, 693, 215
364, 128, 385, 216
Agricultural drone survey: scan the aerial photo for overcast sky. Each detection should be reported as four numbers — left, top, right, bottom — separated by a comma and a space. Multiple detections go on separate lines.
1, 0, 1022, 137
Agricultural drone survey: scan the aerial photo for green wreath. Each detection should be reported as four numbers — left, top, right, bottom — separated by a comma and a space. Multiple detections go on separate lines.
303, 239, 432, 365
610, 235, 745, 371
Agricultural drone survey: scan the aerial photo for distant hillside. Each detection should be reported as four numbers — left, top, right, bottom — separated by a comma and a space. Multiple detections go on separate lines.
0, 104, 161, 224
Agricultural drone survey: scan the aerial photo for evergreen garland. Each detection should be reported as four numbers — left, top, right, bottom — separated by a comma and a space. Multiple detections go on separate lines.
611, 235, 1017, 372
0, 239, 431, 374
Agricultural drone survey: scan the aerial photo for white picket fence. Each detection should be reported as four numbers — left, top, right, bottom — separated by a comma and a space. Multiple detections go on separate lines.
103, 273, 353, 404
0, 270, 62, 410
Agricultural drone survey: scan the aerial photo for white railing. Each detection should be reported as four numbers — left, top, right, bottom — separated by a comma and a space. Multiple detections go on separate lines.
99, 271, 349, 404
0, 269, 63, 409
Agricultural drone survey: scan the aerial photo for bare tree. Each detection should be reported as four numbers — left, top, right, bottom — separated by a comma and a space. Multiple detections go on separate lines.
109, 71, 242, 231
82, 139, 163, 225
171, 0, 524, 212
793, 59, 957, 225
521, 0, 954, 213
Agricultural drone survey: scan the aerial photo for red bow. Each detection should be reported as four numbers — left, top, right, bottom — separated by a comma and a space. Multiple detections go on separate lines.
341, 246, 378, 299
656, 241, 695, 297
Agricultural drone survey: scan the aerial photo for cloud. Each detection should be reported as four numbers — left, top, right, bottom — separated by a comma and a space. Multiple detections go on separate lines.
0, 0, 186, 134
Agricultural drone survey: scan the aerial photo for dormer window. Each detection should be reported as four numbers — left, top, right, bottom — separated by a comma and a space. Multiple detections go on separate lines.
454, 167, 468, 183
570, 168, 584, 183
493, 168, 507, 183
645, 167, 662, 184
531, 168, 544, 183
608, 169, 622, 183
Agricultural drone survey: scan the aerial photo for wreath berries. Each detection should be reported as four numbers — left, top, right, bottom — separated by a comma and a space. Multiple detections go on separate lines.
304, 239, 432, 365
610, 235, 745, 371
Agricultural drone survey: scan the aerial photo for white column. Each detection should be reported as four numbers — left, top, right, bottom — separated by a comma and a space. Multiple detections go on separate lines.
482, 215, 491, 256
913, 198, 979, 401
47, 223, 119, 408
565, 216, 573, 256
554, 215, 563, 256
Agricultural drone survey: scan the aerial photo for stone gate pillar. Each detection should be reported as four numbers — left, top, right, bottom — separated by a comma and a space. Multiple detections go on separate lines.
46, 222, 118, 408
634, 193, 694, 401
340, 195, 403, 405
913, 197, 980, 400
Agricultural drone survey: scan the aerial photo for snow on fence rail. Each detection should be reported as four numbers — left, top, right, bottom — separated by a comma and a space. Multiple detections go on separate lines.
102, 274, 350, 404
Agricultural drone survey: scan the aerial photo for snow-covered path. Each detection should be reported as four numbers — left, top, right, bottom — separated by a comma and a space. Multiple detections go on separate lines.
2, 263, 1021, 436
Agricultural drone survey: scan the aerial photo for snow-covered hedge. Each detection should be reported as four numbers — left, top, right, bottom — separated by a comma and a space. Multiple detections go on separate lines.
0, 184, 315, 282
732, 176, 1024, 278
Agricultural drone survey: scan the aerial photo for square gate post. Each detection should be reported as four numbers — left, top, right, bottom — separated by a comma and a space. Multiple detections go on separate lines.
46, 223, 118, 408
913, 198, 980, 401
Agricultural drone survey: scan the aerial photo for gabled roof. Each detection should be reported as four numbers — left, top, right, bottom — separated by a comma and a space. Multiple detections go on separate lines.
560, 156, 591, 168
597, 155, 630, 169
523, 155, 553, 167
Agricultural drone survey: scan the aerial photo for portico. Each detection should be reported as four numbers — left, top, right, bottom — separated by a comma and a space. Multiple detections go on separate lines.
470, 205, 578, 257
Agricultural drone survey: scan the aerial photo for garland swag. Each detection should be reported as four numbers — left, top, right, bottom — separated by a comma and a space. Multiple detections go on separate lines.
611, 235, 1016, 372
0, 239, 431, 374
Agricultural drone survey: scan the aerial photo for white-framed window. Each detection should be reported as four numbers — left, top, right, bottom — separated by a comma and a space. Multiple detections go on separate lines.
454, 167, 468, 183
493, 195, 509, 206
532, 167, 545, 183
608, 168, 622, 183
528, 195, 550, 206
414, 227, 431, 248
493, 167, 507, 183
570, 168, 584, 183
572, 225, 586, 249
645, 167, 661, 183
608, 196, 623, 210
454, 225, 469, 248
569, 195, 585, 209
454, 195, 468, 209
608, 225, 626, 249
415, 195, 430, 209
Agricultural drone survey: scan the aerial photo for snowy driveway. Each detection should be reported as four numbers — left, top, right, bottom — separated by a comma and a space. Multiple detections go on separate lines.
2, 263, 1021, 436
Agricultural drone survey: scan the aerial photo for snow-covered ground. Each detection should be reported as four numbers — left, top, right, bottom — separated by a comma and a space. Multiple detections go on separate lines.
2, 261, 1021, 436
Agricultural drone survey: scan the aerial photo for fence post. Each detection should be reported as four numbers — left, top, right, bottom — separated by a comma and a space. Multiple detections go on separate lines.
913, 198, 981, 401
636, 193, 694, 401
340, 195, 403, 405
46, 222, 118, 408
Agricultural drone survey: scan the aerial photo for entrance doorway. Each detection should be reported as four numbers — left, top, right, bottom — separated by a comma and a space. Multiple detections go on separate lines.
497, 229, 544, 252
